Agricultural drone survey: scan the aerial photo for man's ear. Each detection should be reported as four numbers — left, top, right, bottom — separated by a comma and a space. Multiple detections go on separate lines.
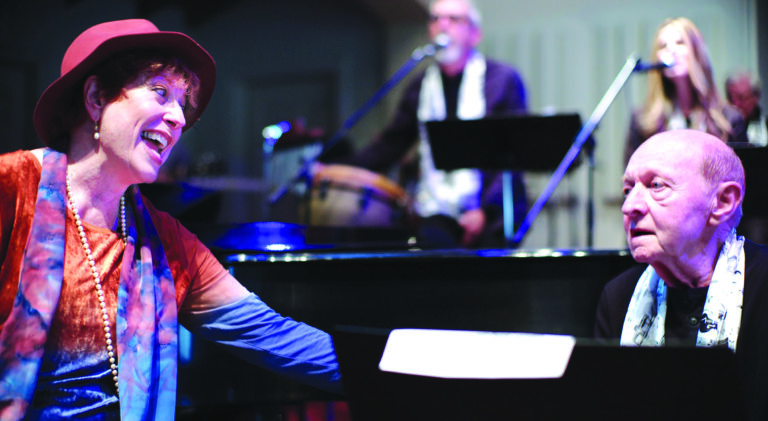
470, 25, 483, 48
709, 181, 743, 226
83, 75, 104, 122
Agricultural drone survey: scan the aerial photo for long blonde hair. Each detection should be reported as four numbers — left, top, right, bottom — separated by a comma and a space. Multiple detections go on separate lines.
637, 17, 731, 141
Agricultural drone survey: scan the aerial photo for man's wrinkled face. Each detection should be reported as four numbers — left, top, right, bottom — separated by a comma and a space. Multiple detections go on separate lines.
428, 0, 480, 65
621, 138, 715, 266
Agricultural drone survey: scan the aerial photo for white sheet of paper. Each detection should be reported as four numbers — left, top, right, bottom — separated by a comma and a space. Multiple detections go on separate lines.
378, 329, 576, 379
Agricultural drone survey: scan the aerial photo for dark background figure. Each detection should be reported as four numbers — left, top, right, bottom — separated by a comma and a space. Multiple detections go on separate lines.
726, 70, 768, 146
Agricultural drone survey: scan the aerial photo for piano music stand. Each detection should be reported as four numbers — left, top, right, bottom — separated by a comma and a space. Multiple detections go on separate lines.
333, 326, 744, 421
425, 113, 583, 246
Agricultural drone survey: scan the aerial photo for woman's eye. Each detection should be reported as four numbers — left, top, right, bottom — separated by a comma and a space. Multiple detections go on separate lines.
153, 86, 168, 98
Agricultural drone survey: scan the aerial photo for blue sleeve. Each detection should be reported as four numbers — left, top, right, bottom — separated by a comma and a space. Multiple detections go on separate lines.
179, 292, 343, 395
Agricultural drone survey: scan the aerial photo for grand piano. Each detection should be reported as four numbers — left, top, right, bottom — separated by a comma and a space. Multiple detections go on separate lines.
174, 222, 638, 419
170, 144, 768, 419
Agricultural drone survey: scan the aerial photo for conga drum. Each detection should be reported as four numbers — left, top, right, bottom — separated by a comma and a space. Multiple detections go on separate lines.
303, 165, 408, 227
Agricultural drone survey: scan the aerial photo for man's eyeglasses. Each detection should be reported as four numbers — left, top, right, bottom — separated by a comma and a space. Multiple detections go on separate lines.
429, 14, 471, 25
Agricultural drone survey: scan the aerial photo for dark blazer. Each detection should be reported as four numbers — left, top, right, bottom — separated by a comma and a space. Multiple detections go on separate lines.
594, 240, 768, 420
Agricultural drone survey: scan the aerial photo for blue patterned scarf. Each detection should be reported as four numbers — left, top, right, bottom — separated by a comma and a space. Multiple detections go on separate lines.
0, 148, 179, 420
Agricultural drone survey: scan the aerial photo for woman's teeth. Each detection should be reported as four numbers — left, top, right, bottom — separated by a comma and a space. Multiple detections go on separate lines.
141, 131, 168, 152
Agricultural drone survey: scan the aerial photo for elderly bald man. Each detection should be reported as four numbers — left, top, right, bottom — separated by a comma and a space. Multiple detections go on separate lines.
595, 129, 768, 420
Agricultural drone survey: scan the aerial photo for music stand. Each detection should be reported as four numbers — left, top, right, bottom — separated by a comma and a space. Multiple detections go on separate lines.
733, 145, 768, 243
425, 113, 583, 246
733, 145, 768, 218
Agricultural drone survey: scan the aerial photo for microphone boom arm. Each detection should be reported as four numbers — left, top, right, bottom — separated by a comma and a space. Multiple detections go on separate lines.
511, 54, 641, 245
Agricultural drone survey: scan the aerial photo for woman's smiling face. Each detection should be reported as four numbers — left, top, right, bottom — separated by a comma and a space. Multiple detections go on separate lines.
97, 71, 188, 185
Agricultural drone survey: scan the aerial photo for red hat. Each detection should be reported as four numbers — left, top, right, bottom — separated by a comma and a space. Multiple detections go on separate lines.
33, 19, 216, 145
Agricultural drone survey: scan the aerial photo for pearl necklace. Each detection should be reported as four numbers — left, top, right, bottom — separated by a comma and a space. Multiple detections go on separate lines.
65, 171, 126, 396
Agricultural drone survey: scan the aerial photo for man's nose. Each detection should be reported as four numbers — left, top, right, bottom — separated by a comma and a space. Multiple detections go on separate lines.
621, 186, 647, 215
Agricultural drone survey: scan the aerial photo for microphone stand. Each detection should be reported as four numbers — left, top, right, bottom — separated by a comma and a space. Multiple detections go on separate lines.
511, 54, 642, 246
268, 41, 443, 206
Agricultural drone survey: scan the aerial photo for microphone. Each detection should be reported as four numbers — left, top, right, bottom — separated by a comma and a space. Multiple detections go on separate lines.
432, 33, 451, 50
634, 57, 675, 72
415, 34, 451, 58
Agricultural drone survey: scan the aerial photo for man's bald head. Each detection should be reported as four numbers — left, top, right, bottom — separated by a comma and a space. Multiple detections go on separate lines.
629, 129, 745, 231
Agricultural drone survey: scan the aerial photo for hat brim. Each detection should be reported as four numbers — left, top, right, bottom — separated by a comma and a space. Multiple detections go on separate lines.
33, 30, 216, 146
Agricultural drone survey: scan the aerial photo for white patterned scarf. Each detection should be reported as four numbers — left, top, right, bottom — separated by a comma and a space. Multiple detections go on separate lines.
414, 52, 485, 219
620, 229, 745, 351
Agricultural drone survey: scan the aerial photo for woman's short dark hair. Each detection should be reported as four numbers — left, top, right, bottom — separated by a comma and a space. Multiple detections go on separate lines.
53, 50, 200, 151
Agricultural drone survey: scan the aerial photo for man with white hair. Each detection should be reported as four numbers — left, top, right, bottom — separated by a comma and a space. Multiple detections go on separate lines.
335, 0, 528, 248
726, 70, 767, 145
595, 129, 768, 420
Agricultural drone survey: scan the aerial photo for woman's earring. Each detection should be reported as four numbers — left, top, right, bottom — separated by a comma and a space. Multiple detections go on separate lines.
94, 120, 100, 141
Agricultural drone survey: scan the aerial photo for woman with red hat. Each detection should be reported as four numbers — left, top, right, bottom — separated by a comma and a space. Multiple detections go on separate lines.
0, 19, 342, 420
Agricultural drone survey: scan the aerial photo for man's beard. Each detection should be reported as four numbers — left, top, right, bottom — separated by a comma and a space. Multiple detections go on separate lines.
434, 43, 463, 64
